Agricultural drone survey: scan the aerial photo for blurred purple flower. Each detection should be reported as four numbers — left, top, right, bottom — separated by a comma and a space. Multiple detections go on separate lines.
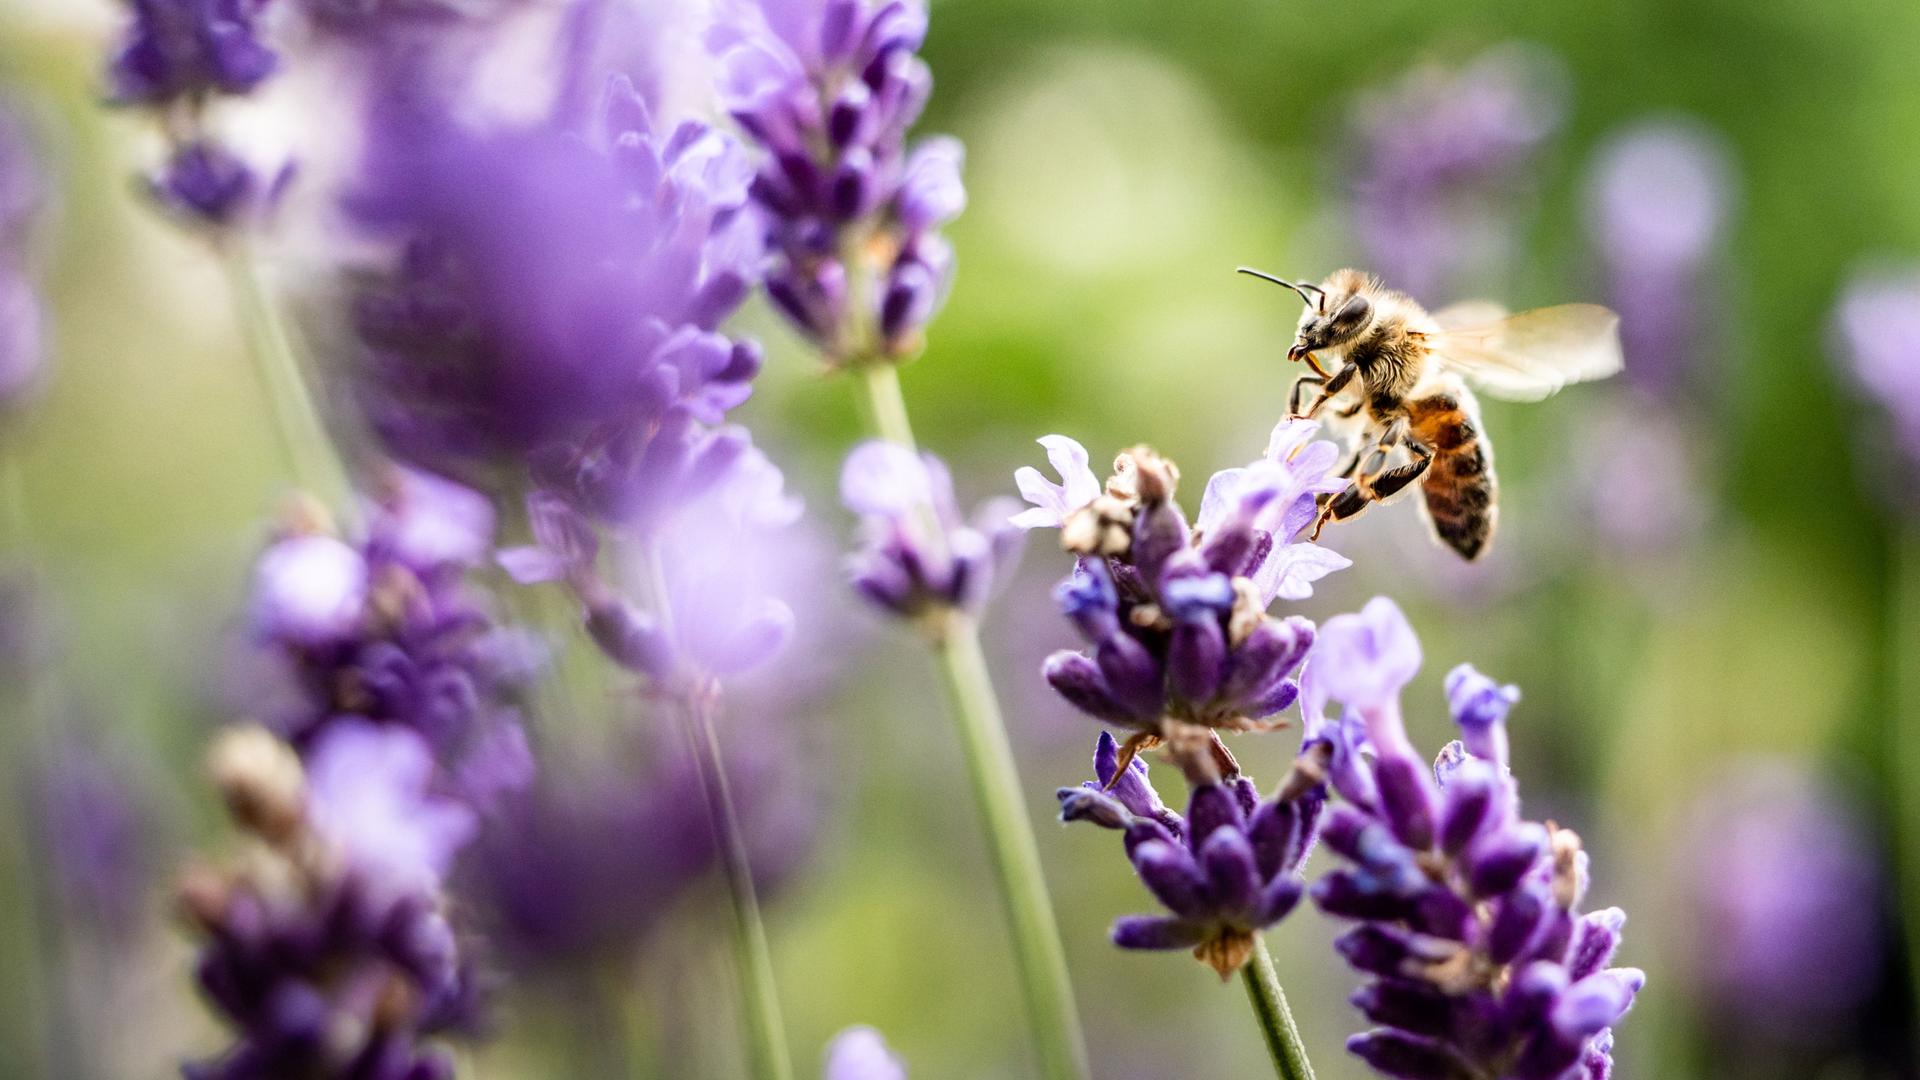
1584, 119, 1737, 395
245, 470, 535, 807
824, 1025, 907, 1080
1305, 597, 1641, 1080
348, 72, 768, 524
146, 139, 294, 229
1059, 730, 1321, 977
710, 0, 962, 361
1347, 44, 1566, 305
1677, 761, 1883, 1042
1021, 421, 1347, 760
1832, 263, 1920, 475
183, 727, 482, 1079
841, 440, 1022, 619
27, 733, 164, 940
0, 99, 47, 414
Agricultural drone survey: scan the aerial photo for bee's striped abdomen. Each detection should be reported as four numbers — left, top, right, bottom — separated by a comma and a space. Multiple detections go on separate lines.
1409, 391, 1498, 561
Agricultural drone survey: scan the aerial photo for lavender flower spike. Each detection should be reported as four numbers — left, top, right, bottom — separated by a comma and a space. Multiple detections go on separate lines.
1060, 731, 1322, 978
182, 725, 482, 1079
823, 1026, 907, 1080
711, 0, 963, 362
1832, 263, 1920, 481
0, 99, 48, 416
841, 440, 1022, 620
1306, 597, 1642, 1080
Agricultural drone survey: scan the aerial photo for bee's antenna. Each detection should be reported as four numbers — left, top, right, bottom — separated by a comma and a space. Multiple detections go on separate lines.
1236, 267, 1320, 305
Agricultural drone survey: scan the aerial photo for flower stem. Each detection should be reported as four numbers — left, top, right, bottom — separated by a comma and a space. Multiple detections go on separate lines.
854, 362, 1090, 1080
932, 613, 1092, 1080
221, 240, 351, 507
1241, 937, 1316, 1080
642, 548, 794, 1080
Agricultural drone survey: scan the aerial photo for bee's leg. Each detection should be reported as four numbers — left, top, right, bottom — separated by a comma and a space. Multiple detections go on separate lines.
1286, 374, 1325, 418
1360, 435, 1433, 502
1290, 364, 1358, 421
1311, 422, 1428, 540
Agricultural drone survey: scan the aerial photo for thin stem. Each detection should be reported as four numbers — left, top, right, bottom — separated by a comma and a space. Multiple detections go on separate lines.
1890, 521, 1920, 1036
221, 240, 351, 507
932, 615, 1091, 1080
857, 362, 919, 453
1241, 936, 1316, 1080
642, 549, 794, 1080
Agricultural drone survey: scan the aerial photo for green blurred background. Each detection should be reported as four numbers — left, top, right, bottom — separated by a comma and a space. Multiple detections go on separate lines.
2, 0, 1916, 1076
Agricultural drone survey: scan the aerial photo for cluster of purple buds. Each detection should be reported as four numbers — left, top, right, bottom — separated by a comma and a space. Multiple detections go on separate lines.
839, 440, 1022, 622
1015, 420, 1350, 772
180, 724, 482, 1079
1346, 44, 1565, 304
1584, 120, 1736, 396
1060, 729, 1322, 977
1831, 263, 1920, 485
1305, 598, 1641, 1080
347, 73, 768, 529
105, 0, 291, 227
710, 0, 965, 362
0, 99, 46, 414
247, 468, 534, 806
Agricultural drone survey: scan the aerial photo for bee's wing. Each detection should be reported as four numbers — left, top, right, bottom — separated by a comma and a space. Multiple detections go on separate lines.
1418, 304, 1623, 401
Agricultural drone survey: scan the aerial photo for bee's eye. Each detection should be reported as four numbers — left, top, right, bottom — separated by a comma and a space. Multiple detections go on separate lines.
1330, 293, 1371, 330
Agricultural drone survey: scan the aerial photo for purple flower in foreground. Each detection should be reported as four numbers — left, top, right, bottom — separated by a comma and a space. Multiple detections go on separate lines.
182, 726, 481, 1080
710, 0, 963, 361
824, 1025, 907, 1079
348, 73, 769, 523
1584, 119, 1736, 395
1060, 730, 1321, 977
1022, 420, 1348, 769
841, 440, 1022, 620
1306, 597, 1641, 1080
1832, 263, 1920, 477
1347, 43, 1565, 304
246, 470, 534, 806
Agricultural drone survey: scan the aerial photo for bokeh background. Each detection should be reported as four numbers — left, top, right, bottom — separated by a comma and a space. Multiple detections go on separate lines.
2, 0, 1917, 1077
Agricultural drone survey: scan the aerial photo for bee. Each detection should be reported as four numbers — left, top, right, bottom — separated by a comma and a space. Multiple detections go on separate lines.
1238, 267, 1623, 560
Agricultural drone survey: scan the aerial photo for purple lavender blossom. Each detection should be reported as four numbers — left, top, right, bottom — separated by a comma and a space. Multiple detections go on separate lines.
1305, 597, 1641, 1080
710, 0, 963, 362
347, 72, 767, 524
1017, 420, 1348, 764
841, 440, 1022, 619
1677, 762, 1883, 1045
1832, 263, 1920, 476
182, 725, 481, 1079
1059, 730, 1320, 978
246, 470, 534, 804
28, 733, 164, 940
824, 1026, 907, 1080
0, 99, 47, 413
1584, 119, 1736, 395
1347, 44, 1566, 304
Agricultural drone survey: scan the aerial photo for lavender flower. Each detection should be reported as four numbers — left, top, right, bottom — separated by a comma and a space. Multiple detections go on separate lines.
1347, 44, 1565, 304
840, 440, 1022, 620
1677, 762, 1883, 1044
1017, 420, 1348, 769
28, 733, 164, 940
1584, 119, 1736, 395
710, 0, 963, 362
246, 470, 534, 804
105, 0, 291, 228
824, 1026, 907, 1080
347, 73, 766, 524
1306, 597, 1641, 1080
0, 98, 47, 413
1059, 730, 1320, 977
182, 725, 481, 1079
1832, 263, 1920, 477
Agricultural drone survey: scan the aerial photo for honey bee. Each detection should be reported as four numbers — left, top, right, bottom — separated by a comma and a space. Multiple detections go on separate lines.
1239, 267, 1623, 560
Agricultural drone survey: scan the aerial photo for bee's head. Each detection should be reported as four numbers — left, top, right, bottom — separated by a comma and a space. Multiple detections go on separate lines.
1289, 290, 1373, 360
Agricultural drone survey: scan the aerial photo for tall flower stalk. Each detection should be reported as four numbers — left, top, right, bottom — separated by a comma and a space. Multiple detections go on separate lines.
712, 1, 1088, 1074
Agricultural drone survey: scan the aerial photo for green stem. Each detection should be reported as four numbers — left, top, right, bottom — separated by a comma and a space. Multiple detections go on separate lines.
643, 549, 794, 1080
853, 361, 1088, 1078
221, 241, 351, 507
932, 615, 1091, 1080
1891, 522, 1920, 1036
1241, 937, 1316, 1080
